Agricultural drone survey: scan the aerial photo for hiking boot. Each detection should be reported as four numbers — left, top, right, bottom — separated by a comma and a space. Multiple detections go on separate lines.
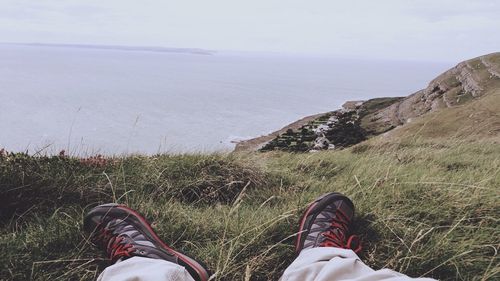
84, 203, 210, 281
295, 192, 362, 254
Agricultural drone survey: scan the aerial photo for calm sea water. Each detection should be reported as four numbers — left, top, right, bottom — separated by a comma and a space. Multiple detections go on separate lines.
0, 45, 452, 154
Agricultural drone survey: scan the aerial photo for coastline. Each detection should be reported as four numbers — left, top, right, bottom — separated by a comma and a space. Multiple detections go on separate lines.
233, 112, 326, 152
234, 52, 500, 153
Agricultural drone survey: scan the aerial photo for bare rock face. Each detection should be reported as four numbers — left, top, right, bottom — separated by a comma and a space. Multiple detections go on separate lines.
342, 100, 365, 111
365, 53, 500, 132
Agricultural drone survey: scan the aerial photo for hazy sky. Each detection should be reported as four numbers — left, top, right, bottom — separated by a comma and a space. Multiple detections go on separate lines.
1, 0, 499, 62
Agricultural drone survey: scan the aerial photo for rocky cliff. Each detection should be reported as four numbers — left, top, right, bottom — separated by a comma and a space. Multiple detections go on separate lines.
363, 52, 500, 135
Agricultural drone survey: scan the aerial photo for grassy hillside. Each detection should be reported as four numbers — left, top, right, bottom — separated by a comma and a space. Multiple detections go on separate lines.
1, 139, 498, 280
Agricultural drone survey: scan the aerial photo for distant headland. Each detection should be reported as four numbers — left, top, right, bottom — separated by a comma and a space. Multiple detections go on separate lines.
0, 42, 215, 55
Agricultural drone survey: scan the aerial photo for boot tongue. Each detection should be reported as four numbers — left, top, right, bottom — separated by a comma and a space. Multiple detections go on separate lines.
108, 219, 155, 248
317, 205, 349, 246
312, 207, 340, 244
119, 224, 155, 247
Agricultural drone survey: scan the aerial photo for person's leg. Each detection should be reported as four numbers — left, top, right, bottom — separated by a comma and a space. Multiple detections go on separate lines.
97, 257, 194, 281
281, 193, 436, 281
84, 203, 210, 281
97, 256, 195, 281
281, 247, 435, 281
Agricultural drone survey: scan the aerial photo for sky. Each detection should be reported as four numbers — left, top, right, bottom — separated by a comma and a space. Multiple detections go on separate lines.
0, 0, 499, 62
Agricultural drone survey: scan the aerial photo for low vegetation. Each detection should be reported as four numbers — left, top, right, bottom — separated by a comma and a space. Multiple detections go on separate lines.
1, 138, 498, 280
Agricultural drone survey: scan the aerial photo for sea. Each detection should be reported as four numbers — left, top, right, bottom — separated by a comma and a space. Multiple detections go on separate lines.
0, 44, 452, 155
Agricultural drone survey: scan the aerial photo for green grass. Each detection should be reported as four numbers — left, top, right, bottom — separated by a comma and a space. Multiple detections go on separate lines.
1, 140, 499, 280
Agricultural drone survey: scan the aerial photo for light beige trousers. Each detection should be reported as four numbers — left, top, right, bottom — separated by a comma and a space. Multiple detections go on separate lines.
98, 248, 437, 281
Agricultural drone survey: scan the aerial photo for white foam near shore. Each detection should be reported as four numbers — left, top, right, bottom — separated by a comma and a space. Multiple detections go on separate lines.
0, 44, 452, 155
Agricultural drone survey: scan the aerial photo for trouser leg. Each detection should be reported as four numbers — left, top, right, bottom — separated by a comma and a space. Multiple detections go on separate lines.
280, 247, 436, 281
98, 256, 196, 281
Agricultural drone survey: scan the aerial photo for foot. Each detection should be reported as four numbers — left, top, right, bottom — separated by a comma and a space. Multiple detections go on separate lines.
84, 203, 210, 281
295, 192, 361, 255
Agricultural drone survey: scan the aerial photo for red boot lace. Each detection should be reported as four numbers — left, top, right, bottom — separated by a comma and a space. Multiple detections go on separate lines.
319, 208, 362, 254
94, 225, 135, 261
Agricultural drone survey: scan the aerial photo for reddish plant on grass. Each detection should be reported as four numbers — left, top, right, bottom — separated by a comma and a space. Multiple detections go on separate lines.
80, 154, 109, 167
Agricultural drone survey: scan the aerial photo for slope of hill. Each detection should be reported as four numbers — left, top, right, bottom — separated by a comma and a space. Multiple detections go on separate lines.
378, 87, 500, 142
365, 52, 500, 137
